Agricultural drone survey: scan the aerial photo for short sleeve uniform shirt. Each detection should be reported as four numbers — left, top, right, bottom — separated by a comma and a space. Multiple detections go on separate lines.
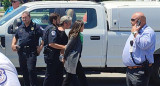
15, 21, 43, 47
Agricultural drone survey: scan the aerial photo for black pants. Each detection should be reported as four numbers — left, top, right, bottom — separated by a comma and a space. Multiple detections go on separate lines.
126, 66, 152, 86
62, 61, 88, 86
18, 51, 37, 86
43, 54, 63, 86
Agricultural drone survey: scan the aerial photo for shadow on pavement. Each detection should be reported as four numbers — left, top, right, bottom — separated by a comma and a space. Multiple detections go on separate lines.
19, 76, 157, 86
19, 76, 127, 86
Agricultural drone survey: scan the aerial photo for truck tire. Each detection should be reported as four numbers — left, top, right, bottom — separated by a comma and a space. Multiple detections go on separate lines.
150, 54, 160, 85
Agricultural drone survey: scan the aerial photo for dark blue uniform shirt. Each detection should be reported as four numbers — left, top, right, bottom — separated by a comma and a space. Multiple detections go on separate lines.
42, 24, 64, 54
43, 24, 59, 45
15, 21, 43, 47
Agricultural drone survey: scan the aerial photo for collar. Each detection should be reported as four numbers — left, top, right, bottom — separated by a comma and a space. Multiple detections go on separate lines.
139, 24, 147, 33
52, 23, 58, 28
51, 24, 58, 30
10, 6, 14, 10
22, 20, 33, 28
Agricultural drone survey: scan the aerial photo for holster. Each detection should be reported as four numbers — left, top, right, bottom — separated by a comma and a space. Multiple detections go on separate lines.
142, 60, 149, 76
43, 46, 54, 54
43, 46, 55, 63
18, 46, 38, 56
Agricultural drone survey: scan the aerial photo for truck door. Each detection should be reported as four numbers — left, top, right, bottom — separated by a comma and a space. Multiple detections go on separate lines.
64, 7, 107, 68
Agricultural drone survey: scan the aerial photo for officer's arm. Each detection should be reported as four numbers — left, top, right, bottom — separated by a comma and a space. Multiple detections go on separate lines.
48, 43, 65, 50
37, 40, 44, 55
11, 36, 18, 51
48, 29, 65, 49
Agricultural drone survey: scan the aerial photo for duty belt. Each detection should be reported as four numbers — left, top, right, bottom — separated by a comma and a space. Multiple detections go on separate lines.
127, 64, 152, 69
20, 46, 37, 52
21, 46, 36, 48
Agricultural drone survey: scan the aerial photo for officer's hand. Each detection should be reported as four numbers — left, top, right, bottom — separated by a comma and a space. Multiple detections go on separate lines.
60, 49, 65, 55
11, 45, 18, 51
62, 57, 65, 64
37, 46, 41, 56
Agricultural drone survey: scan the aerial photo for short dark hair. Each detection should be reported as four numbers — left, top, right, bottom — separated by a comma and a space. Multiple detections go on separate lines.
22, 11, 30, 17
11, 0, 19, 3
49, 13, 60, 23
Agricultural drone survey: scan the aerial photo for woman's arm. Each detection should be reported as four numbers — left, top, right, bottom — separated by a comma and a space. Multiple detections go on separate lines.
64, 36, 77, 59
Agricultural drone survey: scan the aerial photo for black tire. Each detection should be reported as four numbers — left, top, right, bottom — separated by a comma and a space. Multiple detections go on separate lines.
150, 54, 160, 86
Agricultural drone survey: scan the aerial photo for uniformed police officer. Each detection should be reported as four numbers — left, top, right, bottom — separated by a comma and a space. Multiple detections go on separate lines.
42, 13, 66, 86
11, 11, 43, 86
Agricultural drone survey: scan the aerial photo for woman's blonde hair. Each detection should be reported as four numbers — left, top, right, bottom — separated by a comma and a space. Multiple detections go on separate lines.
68, 20, 84, 39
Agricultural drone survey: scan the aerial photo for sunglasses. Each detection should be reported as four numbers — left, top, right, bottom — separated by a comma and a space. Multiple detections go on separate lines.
12, 1, 17, 3
131, 18, 137, 21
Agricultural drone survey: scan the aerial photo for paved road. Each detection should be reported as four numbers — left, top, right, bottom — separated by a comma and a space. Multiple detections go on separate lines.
18, 73, 155, 86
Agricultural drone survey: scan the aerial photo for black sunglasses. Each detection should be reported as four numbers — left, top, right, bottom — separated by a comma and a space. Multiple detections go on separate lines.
131, 18, 137, 21
12, 1, 17, 3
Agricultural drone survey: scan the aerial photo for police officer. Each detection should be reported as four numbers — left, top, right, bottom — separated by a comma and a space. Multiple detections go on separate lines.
0, 52, 20, 86
11, 11, 43, 86
42, 13, 66, 86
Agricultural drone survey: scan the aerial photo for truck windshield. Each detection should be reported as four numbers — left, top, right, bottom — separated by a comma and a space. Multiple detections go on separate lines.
0, 6, 27, 26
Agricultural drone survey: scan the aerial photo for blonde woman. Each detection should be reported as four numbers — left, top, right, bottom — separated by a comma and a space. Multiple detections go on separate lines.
62, 20, 88, 86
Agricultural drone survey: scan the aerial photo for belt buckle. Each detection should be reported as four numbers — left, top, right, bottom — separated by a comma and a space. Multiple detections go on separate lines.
24, 46, 30, 49
149, 64, 152, 67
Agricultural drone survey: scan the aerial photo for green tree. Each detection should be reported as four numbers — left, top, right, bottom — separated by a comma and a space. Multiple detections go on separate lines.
3, 0, 11, 11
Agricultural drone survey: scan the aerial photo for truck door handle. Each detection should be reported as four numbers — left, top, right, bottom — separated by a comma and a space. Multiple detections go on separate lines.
0, 36, 5, 49
90, 36, 100, 40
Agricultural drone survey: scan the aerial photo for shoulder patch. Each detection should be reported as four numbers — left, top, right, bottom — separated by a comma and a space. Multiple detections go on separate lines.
0, 68, 7, 85
51, 31, 56, 36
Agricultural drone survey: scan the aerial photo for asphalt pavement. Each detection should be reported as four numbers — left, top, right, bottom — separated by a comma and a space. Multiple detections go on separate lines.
18, 73, 155, 86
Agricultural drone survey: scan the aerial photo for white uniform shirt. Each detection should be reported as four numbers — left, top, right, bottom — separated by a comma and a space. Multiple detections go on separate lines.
0, 52, 20, 86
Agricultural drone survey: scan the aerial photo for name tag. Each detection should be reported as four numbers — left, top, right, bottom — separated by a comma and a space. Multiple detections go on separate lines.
0, 68, 7, 85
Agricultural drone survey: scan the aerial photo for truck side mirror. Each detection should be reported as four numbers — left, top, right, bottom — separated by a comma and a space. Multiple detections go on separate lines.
8, 18, 22, 34
8, 24, 14, 34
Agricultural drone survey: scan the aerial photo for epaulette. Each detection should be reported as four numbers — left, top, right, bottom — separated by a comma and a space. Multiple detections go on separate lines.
50, 25, 56, 31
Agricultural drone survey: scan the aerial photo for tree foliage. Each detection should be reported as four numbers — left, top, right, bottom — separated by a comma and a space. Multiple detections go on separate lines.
3, 0, 11, 11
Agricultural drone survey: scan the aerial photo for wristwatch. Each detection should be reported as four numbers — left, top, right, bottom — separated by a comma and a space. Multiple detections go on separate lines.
132, 31, 138, 36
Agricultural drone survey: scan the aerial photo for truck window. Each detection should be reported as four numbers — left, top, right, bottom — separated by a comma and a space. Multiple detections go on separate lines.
30, 8, 97, 29
0, 6, 27, 26
65, 8, 97, 29
30, 8, 53, 29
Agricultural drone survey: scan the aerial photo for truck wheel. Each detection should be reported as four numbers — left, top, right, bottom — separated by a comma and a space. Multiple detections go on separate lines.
150, 54, 160, 85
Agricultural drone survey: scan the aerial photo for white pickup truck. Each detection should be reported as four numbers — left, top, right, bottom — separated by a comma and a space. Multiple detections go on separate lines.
0, 1, 160, 84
